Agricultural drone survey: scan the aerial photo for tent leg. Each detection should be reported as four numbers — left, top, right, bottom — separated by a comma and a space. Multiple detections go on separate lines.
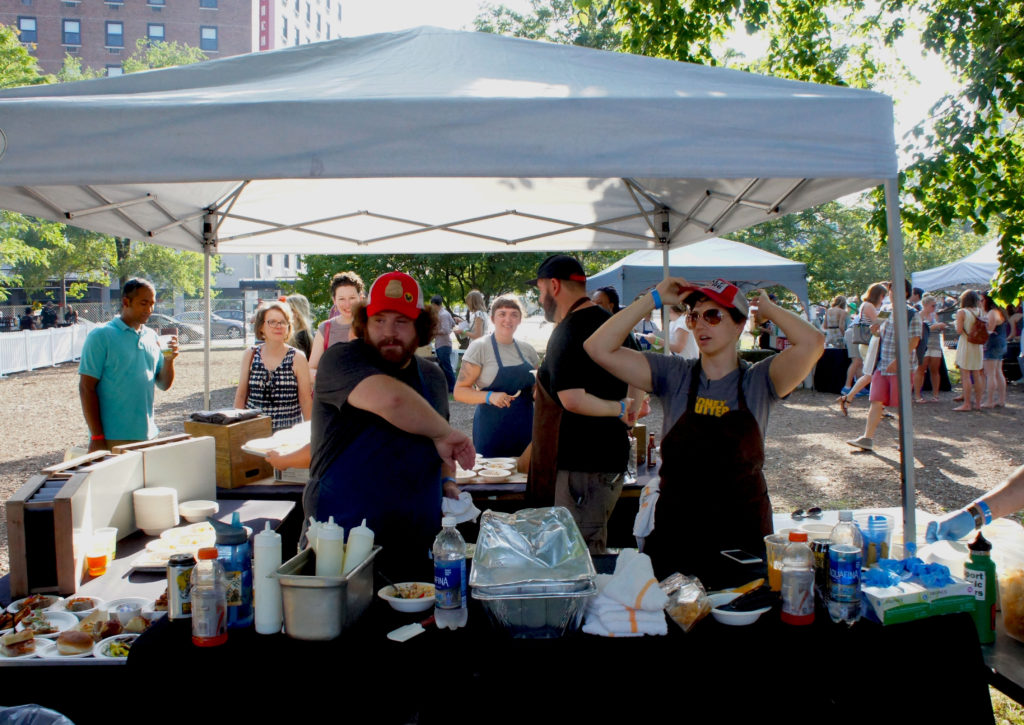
202, 214, 215, 410
661, 243, 671, 355
884, 178, 916, 550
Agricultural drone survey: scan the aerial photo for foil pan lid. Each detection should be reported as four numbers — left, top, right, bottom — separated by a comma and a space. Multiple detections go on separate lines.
469, 507, 596, 587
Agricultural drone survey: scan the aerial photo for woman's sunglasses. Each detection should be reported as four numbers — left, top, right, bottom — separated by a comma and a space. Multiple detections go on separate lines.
790, 506, 823, 520
686, 309, 726, 328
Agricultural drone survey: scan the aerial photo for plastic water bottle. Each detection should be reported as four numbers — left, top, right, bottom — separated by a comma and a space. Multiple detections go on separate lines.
781, 531, 815, 625
433, 516, 468, 630
191, 547, 228, 647
827, 510, 864, 625
213, 513, 253, 630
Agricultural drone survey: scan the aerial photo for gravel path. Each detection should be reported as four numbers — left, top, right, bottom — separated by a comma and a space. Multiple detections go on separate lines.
2, 346, 1021, 576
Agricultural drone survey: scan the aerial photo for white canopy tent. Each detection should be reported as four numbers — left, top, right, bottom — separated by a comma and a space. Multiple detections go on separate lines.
0, 26, 921, 539
586, 238, 810, 312
912, 240, 999, 291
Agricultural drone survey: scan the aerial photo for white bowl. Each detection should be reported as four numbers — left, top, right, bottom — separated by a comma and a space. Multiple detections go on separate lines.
708, 592, 771, 626
101, 597, 151, 626
377, 583, 435, 613
179, 500, 219, 523
61, 596, 104, 620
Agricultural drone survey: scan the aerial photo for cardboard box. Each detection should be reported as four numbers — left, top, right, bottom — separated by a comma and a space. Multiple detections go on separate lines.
184, 416, 273, 489
862, 576, 977, 625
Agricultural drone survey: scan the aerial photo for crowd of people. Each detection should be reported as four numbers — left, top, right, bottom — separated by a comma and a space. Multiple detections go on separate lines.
75, 262, 1021, 585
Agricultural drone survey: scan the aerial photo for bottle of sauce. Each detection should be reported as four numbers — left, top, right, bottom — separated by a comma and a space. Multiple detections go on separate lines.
315, 516, 345, 578
254, 522, 282, 635
964, 532, 997, 644
342, 518, 375, 576
646, 433, 656, 469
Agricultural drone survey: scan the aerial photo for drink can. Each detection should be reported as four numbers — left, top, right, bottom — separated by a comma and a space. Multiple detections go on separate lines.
810, 537, 830, 592
168, 553, 196, 619
828, 544, 862, 603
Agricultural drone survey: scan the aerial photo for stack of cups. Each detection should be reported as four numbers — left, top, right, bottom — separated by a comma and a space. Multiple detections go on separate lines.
134, 487, 180, 536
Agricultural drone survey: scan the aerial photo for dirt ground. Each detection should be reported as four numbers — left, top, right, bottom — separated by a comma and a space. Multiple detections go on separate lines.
2, 346, 1022, 577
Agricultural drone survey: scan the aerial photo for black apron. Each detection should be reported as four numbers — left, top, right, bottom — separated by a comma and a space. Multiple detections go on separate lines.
472, 335, 535, 457
311, 361, 441, 582
528, 296, 591, 507
643, 359, 773, 584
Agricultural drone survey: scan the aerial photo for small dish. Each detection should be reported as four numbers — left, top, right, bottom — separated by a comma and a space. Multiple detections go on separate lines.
707, 592, 771, 626
454, 468, 477, 480
378, 583, 435, 613
16, 611, 78, 638
477, 468, 511, 479
62, 596, 104, 620
94, 633, 139, 659
101, 597, 151, 626
179, 500, 219, 523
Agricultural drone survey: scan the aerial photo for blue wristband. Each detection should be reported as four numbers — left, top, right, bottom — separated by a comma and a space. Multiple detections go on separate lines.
442, 477, 457, 486
486, 391, 493, 405
650, 289, 663, 310
977, 500, 993, 525
619, 400, 626, 418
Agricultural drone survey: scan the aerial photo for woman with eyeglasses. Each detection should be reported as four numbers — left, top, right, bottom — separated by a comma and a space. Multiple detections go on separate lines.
234, 300, 313, 431
584, 277, 823, 582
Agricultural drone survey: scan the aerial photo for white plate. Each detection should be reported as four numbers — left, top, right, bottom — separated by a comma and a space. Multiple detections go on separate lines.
477, 468, 512, 479
16, 611, 78, 638
94, 633, 139, 660
61, 596, 105, 620
454, 469, 477, 480
35, 638, 95, 659
480, 461, 515, 470
6, 595, 63, 615
487, 457, 518, 465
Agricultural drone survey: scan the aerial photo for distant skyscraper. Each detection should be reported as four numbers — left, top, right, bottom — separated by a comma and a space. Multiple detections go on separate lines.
1, 0, 341, 75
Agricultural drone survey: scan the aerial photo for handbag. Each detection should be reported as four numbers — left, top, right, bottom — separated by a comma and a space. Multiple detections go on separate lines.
849, 319, 873, 346
967, 310, 989, 345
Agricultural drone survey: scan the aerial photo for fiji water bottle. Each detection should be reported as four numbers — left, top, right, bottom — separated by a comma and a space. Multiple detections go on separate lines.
781, 531, 815, 625
433, 516, 468, 630
827, 510, 864, 625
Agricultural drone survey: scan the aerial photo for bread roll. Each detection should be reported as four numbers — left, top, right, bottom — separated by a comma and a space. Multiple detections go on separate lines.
56, 630, 93, 656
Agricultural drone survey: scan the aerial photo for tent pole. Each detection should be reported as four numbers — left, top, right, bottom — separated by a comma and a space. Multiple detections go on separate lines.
659, 211, 671, 355
202, 213, 216, 410
884, 178, 916, 549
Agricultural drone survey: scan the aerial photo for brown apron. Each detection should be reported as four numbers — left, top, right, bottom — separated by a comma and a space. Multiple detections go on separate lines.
643, 359, 773, 582
526, 296, 591, 507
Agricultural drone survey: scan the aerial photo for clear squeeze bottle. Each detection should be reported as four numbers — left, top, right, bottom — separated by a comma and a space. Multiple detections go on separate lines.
781, 531, 815, 625
433, 516, 468, 630
191, 547, 228, 647
964, 532, 997, 644
827, 510, 864, 625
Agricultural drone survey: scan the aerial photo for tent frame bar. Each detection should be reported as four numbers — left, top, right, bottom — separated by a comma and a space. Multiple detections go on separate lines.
65, 193, 153, 220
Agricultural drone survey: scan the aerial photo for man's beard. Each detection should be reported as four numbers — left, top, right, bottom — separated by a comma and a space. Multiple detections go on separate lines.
372, 336, 418, 366
541, 293, 557, 323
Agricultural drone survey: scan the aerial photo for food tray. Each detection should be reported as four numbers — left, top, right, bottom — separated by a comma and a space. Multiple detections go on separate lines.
472, 581, 596, 639
272, 545, 380, 641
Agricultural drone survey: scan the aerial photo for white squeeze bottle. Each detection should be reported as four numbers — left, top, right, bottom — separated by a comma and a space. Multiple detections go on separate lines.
254, 522, 283, 635
315, 517, 345, 578
342, 519, 374, 576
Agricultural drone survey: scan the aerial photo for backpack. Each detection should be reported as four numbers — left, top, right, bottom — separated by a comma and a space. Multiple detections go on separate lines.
966, 310, 989, 345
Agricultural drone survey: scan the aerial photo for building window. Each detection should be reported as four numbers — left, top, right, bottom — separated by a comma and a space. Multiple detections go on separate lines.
106, 21, 123, 47
266, 255, 273, 266
200, 0, 217, 7
316, 13, 320, 32
20, 0, 32, 6
199, 25, 217, 51
337, 5, 341, 20
148, 23, 165, 40
293, 0, 298, 12
148, 0, 165, 6
325, 0, 329, 9
294, 27, 299, 44
325, 24, 329, 40
62, 19, 81, 45
282, 17, 287, 37
305, 2, 310, 22
17, 16, 36, 43
283, 255, 290, 269
106, 65, 123, 76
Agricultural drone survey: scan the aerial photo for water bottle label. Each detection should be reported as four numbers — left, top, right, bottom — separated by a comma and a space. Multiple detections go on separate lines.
434, 559, 466, 609
828, 546, 862, 602
965, 569, 986, 601
782, 571, 815, 617
224, 570, 242, 607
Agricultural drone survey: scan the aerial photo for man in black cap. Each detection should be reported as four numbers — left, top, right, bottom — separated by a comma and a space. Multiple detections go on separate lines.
528, 255, 638, 553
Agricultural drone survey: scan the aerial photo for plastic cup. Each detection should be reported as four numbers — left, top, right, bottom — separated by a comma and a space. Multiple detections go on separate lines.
854, 513, 893, 568
764, 533, 788, 591
95, 527, 117, 563
86, 540, 107, 578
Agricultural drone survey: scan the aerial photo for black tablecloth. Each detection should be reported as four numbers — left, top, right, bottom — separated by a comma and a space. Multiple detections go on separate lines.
814, 347, 953, 394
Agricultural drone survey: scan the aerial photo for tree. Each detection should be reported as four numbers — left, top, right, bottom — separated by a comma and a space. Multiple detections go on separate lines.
475, 0, 621, 49
114, 240, 218, 297
13, 221, 113, 304
0, 213, 48, 301
602, 0, 1024, 301
56, 55, 103, 83
294, 251, 626, 317
121, 38, 207, 73
0, 24, 51, 89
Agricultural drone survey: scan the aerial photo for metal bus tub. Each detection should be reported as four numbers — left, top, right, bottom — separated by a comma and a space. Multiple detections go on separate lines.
471, 579, 596, 638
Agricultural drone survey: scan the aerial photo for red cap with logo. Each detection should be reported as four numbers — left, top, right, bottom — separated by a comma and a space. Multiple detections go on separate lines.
365, 271, 424, 319
681, 278, 749, 317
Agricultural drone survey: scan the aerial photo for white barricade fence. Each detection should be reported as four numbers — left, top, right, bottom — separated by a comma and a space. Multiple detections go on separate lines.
0, 320, 99, 377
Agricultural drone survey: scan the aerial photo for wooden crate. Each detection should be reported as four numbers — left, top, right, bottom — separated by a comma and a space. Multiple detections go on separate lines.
184, 416, 273, 489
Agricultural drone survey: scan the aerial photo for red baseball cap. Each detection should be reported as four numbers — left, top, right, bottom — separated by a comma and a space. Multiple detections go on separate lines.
681, 278, 749, 317
365, 271, 424, 319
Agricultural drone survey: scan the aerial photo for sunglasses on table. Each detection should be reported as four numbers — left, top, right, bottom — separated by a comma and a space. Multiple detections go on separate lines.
790, 507, 823, 520
686, 309, 727, 327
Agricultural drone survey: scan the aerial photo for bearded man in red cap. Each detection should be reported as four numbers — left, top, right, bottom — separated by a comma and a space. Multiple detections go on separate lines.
307, 271, 475, 582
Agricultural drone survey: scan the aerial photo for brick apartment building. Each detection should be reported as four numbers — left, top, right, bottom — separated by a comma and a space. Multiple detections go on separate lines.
0, 0, 340, 75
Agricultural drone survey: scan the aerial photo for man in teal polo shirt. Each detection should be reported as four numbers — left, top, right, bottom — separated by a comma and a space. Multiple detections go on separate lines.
79, 279, 178, 452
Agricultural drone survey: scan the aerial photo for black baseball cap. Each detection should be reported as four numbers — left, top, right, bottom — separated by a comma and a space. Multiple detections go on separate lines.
527, 254, 586, 286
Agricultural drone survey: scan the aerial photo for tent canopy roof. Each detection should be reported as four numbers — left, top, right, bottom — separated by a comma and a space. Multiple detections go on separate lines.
0, 26, 897, 254
587, 237, 809, 306
911, 241, 999, 291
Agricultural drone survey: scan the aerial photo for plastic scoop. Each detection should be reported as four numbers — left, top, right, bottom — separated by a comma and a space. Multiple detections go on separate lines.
387, 616, 435, 643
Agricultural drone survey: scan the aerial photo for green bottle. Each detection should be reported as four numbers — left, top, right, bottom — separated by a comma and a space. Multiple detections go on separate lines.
964, 532, 997, 645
